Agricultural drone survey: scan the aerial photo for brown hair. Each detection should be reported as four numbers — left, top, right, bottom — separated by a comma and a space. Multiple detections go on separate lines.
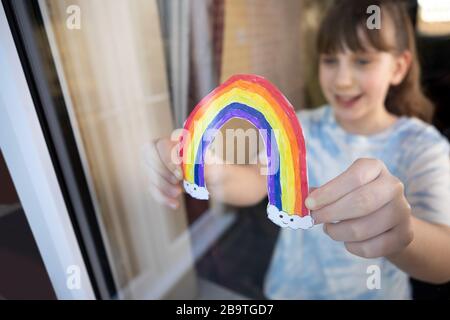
317, 0, 434, 123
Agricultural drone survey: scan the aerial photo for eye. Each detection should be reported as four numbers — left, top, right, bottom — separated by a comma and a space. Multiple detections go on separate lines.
355, 58, 371, 66
290, 218, 294, 222
279, 215, 283, 219
321, 56, 337, 65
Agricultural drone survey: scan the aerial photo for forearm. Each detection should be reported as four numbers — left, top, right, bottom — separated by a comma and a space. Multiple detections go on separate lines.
388, 216, 450, 284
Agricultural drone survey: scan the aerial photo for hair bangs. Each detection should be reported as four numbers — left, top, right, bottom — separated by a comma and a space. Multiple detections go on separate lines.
317, 1, 395, 54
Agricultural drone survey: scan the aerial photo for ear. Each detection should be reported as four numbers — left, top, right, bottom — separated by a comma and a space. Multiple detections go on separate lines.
390, 50, 412, 86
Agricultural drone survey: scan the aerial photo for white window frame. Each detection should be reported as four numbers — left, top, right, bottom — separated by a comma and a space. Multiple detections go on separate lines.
0, 2, 95, 300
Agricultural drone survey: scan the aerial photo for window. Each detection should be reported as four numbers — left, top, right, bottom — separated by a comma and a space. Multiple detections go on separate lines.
6, 0, 307, 299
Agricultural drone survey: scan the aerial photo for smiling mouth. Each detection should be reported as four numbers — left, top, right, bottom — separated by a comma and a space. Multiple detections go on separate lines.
335, 94, 363, 108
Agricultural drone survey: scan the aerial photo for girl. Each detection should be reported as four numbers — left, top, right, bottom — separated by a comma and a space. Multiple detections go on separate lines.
144, 0, 450, 299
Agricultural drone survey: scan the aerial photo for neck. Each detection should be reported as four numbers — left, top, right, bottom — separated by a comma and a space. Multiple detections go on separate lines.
335, 107, 398, 136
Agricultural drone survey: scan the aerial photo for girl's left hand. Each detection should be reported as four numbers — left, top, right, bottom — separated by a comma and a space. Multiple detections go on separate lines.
305, 158, 414, 259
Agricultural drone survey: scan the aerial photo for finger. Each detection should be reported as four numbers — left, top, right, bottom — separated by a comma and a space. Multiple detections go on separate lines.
324, 196, 407, 242
305, 158, 385, 211
156, 139, 183, 181
142, 140, 180, 184
312, 170, 403, 224
147, 169, 182, 198
308, 187, 318, 194
344, 221, 414, 259
148, 183, 180, 209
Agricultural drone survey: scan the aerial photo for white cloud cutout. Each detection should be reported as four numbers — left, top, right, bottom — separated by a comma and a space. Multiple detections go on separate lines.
183, 180, 209, 200
267, 205, 314, 230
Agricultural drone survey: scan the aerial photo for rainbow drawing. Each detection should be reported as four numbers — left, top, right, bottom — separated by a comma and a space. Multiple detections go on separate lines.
179, 74, 313, 229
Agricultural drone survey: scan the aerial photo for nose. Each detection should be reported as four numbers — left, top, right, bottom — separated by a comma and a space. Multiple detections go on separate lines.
334, 63, 354, 89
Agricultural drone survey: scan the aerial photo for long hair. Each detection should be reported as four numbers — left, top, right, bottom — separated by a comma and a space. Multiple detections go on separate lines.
317, 0, 434, 122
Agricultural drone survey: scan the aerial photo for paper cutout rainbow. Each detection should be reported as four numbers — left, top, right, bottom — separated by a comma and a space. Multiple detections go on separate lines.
179, 74, 313, 229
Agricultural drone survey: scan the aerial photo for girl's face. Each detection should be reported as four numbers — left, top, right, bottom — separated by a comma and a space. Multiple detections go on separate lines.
319, 32, 410, 132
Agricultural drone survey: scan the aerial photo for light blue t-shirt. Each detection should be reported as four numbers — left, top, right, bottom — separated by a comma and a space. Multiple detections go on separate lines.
264, 105, 450, 300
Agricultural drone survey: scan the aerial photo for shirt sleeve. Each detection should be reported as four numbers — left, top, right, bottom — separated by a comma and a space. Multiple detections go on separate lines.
403, 127, 450, 226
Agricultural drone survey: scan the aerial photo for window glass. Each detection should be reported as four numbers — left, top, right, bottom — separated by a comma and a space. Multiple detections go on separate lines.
38, 0, 307, 299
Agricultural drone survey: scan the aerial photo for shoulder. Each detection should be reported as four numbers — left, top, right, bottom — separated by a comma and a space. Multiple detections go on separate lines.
398, 117, 449, 156
395, 117, 449, 181
399, 119, 450, 226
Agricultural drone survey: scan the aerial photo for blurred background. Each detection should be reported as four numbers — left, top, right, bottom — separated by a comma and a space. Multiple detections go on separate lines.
1, 0, 449, 299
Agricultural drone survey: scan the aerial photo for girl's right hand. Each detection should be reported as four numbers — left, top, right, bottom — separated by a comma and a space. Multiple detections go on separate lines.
142, 137, 183, 209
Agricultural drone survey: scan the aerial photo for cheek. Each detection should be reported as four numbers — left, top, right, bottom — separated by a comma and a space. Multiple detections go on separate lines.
358, 70, 391, 99
361, 58, 397, 96
319, 66, 333, 94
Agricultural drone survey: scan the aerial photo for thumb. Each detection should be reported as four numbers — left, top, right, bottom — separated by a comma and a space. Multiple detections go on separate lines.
308, 187, 318, 195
